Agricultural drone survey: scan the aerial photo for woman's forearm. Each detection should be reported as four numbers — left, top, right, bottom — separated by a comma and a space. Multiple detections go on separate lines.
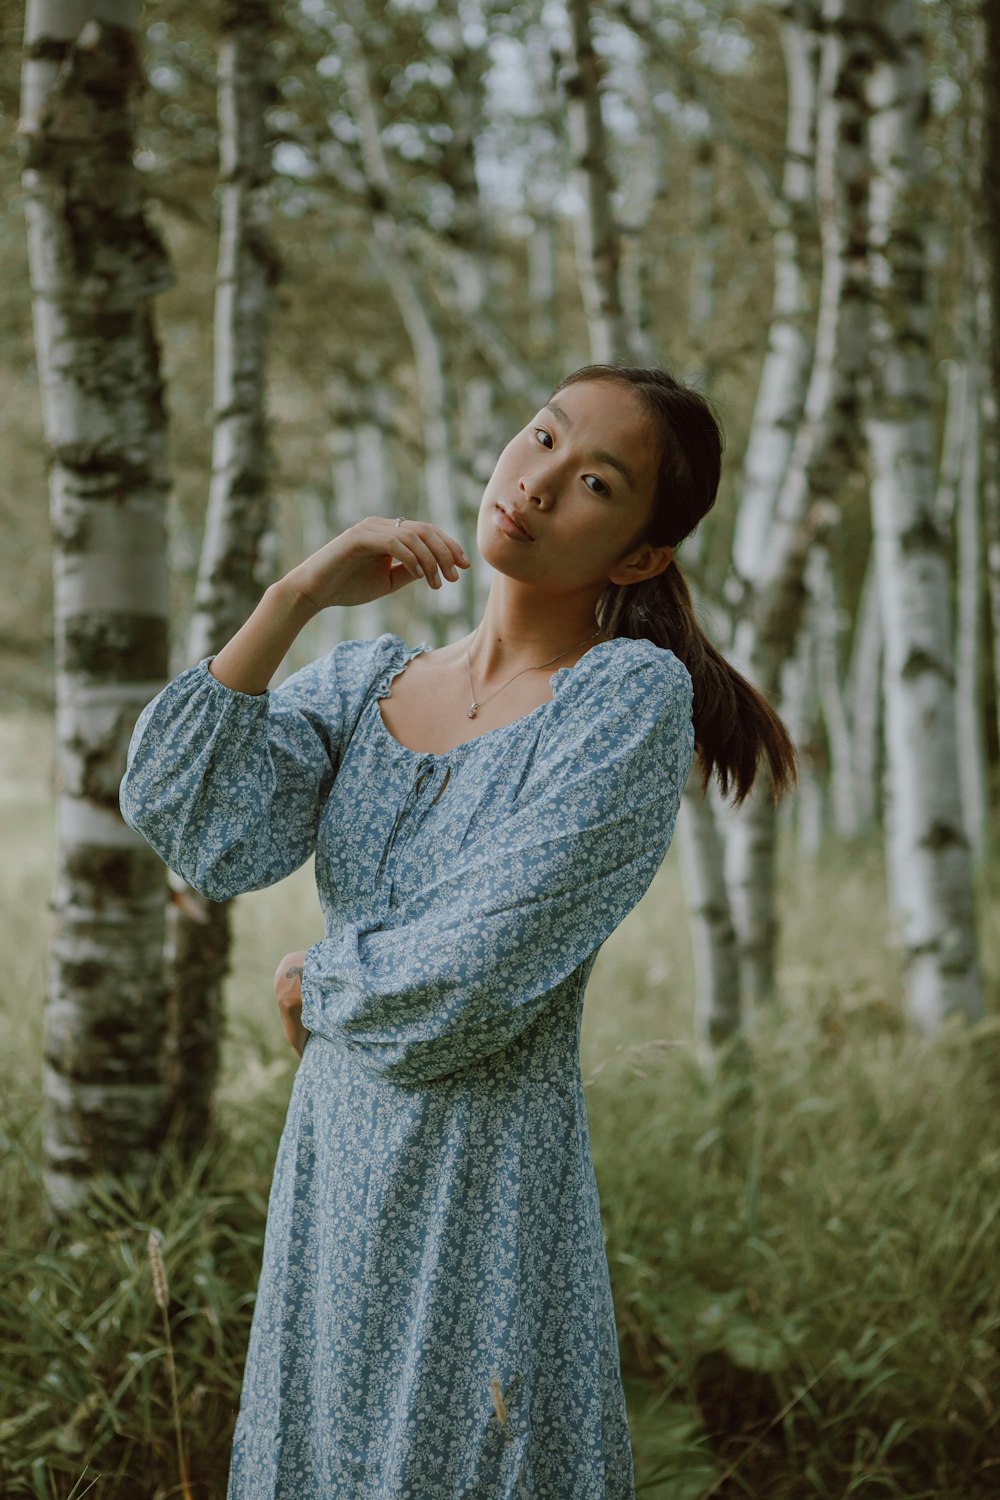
206, 578, 320, 696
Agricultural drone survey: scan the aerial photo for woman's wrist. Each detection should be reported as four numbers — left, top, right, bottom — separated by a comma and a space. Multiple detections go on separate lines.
275, 572, 323, 622
206, 579, 320, 696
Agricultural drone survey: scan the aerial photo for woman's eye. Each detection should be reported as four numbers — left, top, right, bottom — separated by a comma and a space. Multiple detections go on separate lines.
532, 428, 608, 495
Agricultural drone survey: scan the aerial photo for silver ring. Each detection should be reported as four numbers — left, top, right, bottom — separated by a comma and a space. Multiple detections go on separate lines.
395, 517, 403, 527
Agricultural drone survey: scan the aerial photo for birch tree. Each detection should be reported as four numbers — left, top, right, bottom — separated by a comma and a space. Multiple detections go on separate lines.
722, 0, 872, 1008
684, 0, 824, 1035
968, 1, 1000, 820
19, 0, 173, 1211
845, 548, 882, 831
862, 0, 981, 1028
166, 0, 278, 1154
332, 1, 466, 643
562, 0, 629, 363
807, 542, 859, 840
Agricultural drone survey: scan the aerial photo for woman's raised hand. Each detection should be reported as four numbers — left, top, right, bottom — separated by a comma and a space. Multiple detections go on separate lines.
285, 516, 471, 614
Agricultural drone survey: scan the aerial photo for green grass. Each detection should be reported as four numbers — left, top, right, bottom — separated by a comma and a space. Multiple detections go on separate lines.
1, 713, 999, 1498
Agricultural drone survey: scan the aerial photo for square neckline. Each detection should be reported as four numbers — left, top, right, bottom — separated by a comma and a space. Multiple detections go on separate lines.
372, 632, 623, 761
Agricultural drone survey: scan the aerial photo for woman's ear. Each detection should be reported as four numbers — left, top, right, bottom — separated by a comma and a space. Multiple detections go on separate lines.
609, 541, 675, 586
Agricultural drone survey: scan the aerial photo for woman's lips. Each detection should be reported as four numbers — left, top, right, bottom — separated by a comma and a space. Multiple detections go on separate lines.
494, 503, 533, 541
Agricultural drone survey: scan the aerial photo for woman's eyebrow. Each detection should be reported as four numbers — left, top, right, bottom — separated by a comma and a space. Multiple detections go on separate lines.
543, 403, 635, 491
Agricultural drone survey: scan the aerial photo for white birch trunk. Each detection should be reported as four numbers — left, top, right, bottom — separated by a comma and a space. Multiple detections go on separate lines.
845, 547, 882, 831
954, 351, 988, 861
433, 0, 503, 640
562, 0, 629, 363
299, 484, 343, 655
369, 225, 465, 644
527, 208, 557, 363
326, 377, 377, 645
933, 359, 968, 531
807, 544, 858, 839
863, 0, 981, 1027
338, 8, 464, 644
781, 612, 826, 856
160, 0, 278, 1157
19, 0, 174, 1212
619, 58, 665, 367
713, 0, 823, 1011
687, 134, 718, 366
677, 772, 742, 1053
724, 0, 873, 1008
961, 8, 996, 861
975, 6, 1000, 759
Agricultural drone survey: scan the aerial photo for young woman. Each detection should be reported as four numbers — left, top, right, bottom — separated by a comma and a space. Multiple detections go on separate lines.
120, 363, 796, 1498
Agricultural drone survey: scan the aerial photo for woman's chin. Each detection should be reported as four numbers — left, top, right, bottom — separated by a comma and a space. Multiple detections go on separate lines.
478, 540, 536, 575
477, 519, 538, 571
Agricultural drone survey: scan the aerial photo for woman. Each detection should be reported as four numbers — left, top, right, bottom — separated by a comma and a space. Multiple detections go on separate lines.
120, 363, 796, 1498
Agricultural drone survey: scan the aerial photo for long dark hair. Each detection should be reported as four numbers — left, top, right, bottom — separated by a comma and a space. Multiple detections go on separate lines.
550, 363, 798, 808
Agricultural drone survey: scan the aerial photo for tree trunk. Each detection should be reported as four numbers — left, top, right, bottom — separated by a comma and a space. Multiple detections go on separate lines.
724, 0, 872, 1010
677, 771, 742, 1052
19, 1, 174, 1213
977, 3, 1000, 759
433, 0, 503, 641
781, 607, 827, 856
562, 0, 629, 363
715, 0, 824, 1000
619, 58, 666, 367
687, 132, 719, 370
326, 372, 381, 645
337, 5, 465, 644
163, 0, 278, 1158
807, 543, 858, 839
845, 545, 882, 831
954, 352, 988, 861
527, 207, 558, 365
726, 0, 821, 605
863, 0, 982, 1028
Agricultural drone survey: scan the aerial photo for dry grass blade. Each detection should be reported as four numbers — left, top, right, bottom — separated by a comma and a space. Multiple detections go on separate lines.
147, 1229, 194, 1500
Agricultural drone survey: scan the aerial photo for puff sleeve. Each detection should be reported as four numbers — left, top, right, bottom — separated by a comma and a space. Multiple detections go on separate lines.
299, 648, 695, 1086
119, 650, 345, 901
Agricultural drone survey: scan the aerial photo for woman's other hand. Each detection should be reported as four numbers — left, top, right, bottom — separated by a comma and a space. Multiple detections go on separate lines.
274, 949, 310, 1059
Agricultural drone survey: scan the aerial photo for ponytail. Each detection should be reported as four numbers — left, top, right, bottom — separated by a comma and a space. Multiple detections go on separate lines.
552, 363, 798, 808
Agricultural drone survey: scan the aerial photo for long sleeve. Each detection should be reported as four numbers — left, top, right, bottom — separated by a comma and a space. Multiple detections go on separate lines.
119, 648, 349, 901
300, 647, 695, 1087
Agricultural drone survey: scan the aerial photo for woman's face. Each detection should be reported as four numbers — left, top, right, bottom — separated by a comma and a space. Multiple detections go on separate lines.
477, 379, 669, 589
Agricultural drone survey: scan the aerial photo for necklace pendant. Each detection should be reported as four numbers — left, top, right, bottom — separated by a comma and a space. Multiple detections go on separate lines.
467, 704, 478, 718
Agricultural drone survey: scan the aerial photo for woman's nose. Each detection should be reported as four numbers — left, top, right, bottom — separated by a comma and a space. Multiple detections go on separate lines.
518, 475, 548, 504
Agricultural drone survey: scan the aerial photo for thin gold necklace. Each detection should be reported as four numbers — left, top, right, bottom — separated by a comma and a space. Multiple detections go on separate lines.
464, 620, 606, 719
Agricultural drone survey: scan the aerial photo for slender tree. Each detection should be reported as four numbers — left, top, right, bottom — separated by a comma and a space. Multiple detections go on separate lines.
166, 0, 279, 1155
845, 547, 883, 832
333, 0, 467, 643
863, 0, 981, 1027
807, 542, 859, 840
562, 0, 629, 363
971, 1, 1000, 788
19, 0, 173, 1211
722, 0, 873, 1008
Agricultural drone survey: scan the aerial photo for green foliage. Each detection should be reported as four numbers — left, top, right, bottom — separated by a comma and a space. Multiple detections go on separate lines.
1, 716, 999, 1497
1, 0, 985, 717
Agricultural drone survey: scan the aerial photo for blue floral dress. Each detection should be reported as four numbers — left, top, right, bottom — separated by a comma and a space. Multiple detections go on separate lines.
119, 629, 695, 1499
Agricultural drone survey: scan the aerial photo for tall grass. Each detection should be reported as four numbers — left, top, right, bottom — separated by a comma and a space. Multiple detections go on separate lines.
1, 713, 998, 1498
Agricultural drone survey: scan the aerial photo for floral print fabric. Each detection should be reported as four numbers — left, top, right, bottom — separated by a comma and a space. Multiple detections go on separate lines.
119, 630, 695, 1498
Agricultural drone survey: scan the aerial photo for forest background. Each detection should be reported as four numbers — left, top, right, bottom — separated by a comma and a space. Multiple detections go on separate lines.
3, 0, 1000, 1496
